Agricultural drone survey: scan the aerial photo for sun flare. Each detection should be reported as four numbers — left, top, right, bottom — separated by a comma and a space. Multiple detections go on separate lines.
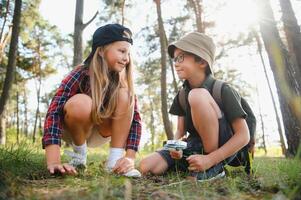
215, 0, 259, 34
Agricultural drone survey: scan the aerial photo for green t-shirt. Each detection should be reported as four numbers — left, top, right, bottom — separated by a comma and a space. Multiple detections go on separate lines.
169, 75, 246, 136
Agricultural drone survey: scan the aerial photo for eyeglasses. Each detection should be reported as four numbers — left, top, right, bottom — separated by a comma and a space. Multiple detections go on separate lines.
173, 53, 185, 63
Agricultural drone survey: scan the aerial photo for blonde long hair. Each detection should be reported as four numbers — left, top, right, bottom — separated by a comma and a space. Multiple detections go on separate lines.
90, 46, 134, 124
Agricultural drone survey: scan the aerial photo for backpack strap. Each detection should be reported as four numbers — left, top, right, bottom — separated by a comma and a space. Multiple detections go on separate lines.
178, 88, 186, 112
212, 79, 224, 108
179, 80, 224, 112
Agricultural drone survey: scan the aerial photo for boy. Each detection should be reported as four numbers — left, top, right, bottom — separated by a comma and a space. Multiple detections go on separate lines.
139, 32, 250, 181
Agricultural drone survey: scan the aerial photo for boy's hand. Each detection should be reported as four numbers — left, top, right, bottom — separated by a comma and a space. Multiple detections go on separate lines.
47, 163, 77, 175
169, 149, 183, 160
112, 157, 134, 174
186, 154, 213, 172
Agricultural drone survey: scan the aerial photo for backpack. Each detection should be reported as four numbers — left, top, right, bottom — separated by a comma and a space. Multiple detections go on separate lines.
178, 79, 256, 175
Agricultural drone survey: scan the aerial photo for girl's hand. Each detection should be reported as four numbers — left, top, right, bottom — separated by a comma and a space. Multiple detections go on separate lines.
47, 163, 77, 175
112, 157, 135, 174
186, 154, 213, 172
169, 149, 183, 160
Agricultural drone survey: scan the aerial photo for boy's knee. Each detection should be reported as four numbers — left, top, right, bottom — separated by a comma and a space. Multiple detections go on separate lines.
188, 88, 210, 106
139, 158, 151, 175
139, 153, 168, 175
64, 94, 92, 122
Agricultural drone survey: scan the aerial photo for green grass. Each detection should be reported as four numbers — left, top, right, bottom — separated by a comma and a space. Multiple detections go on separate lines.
0, 142, 300, 200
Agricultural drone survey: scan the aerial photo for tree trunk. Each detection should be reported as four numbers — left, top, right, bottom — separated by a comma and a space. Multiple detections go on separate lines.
149, 97, 155, 151
73, 0, 98, 67
23, 86, 28, 137
0, 114, 6, 145
39, 111, 42, 136
255, 86, 267, 155
164, 32, 178, 93
169, 57, 178, 93
279, 0, 301, 74
33, 38, 42, 143
256, 0, 301, 156
16, 90, 19, 144
253, 30, 287, 155
0, 0, 22, 145
0, 26, 12, 63
0, 0, 22, 115
0, 0, 10, 41
32, 84, 40, 143
73, 0, 84, 67
154, 0, 173, 139
188, 0, 204, 33
121, 0, 126, 25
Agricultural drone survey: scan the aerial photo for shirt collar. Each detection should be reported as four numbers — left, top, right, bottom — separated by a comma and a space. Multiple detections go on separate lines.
183, 74, 215, 91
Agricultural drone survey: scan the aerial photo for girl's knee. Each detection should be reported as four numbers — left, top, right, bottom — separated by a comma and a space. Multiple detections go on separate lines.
188, 88, 210, 106
64, 94, 92, 122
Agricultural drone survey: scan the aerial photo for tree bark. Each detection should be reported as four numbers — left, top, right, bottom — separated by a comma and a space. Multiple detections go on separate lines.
32, 80, 41, 143
279, 0, 301, 74
0, 0, 22, 145
149, 94, 155, 151
256, 0, 301, 156
188, 0, 204, 33
0, 0, 22, 115
33, 37, 42, 143
23, 86, 28, 136
0, 114, 6, 145
73, 0, 84, 67
121, 0, 126, 25
73, 0, 98, 67
154, 0, 173, 139
253, 30, 287, 155
0, 0, 10, 41
255, 86, 267, 155
0, 26, 12, 63
16, 90, 19, 144
164, 32, 178, 93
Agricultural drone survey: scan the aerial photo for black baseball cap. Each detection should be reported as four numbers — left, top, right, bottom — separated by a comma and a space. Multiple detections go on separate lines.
84, 23, 133, 64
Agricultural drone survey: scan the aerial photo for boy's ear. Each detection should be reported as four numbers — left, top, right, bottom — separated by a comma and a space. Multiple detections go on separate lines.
197, 59, 208, 67
196, 58, 205, 64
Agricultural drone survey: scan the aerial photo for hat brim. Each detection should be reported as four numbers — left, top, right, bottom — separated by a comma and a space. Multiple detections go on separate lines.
167, 41, 213, 74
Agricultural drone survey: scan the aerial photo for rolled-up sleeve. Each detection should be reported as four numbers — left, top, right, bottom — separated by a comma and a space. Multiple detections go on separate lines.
169, 91, 185, 116
126, 97, 142, 151
42, 67, 84, 149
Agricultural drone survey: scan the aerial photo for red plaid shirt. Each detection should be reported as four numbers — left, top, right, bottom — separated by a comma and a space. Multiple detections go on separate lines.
42, 66, 142, 151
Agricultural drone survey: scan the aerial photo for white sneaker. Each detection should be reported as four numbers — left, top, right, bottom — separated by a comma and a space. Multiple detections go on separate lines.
106, 166, 141, 178
64, 150, 87, 168
123, 169, 142, 177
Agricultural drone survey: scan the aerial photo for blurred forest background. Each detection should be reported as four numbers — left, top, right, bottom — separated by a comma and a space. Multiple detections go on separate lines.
0, 0, 301, 158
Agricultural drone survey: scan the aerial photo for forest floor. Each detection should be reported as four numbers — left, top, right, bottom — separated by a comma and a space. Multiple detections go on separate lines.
0, 141, 301, 200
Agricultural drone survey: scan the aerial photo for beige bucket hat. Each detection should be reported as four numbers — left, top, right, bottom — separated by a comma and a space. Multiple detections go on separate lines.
168, 32, 216, 74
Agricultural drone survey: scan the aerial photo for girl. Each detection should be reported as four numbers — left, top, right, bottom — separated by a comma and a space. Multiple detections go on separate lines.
43, 24, 142, 177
